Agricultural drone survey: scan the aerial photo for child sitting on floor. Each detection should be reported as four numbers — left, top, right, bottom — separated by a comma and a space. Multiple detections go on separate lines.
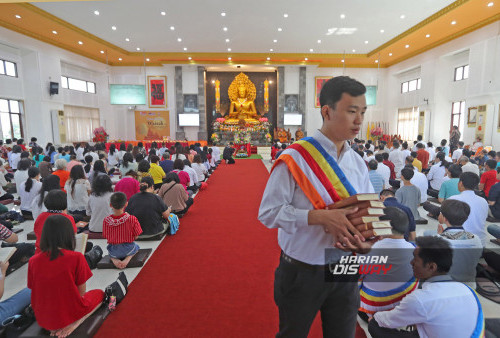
395, 167, 422, 222
103, 192, 142, 269
28, 215, 104, 337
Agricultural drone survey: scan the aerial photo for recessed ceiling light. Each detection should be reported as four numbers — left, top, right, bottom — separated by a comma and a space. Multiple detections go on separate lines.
221, 12, 226, 16
375, 60, 379, 63
304, 58, 308, 61
389, 53, 393, 56
52, 30, 57, 34
283, 13, 288, 18
211, 80, 215, 84
228, 57, 232, 61
352, 49, 356, 53
400, 14, 405, 19
78, 41, 83, 45
309, 48, 313, 52
451, 20, 457, 25
278, 28, 282, 32
160, 11, 166, 16
488, 2, 494, 6
183, 47, 187, 51
223, 27, 228, 31
341, 59, 345, 63
118, 58, 122, 61
426, 34, 430, 38
170, 26, 175, 31
15, 15, 21, 19
340, 14, 346, 19
94, 10, 99, 15
177, 38, 182, 42
364, 40, 369, 44
317, 39, 322, 43
225, 38, 230, 43
125, 38, 130, 42
270, 48, 273, 52
111, 26, 117, 30
100, 50, 104, 54
266, 57, 270, 61
380, 29, 385, 33
227, 48, 231, 51
146, 58, 150, 61
136, 47, 141, 51
405, 44, 410, 48
273, 39, 278, 43
188, 56, 192, 60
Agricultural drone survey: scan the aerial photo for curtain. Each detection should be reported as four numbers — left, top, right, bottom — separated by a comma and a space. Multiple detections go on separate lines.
63, 105, 100, 142
397, 107, 419, 142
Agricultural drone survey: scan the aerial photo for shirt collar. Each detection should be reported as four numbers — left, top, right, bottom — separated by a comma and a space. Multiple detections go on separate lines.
425, 274, 453, 283
461, 190, 475, 195
312, 130, 350, 160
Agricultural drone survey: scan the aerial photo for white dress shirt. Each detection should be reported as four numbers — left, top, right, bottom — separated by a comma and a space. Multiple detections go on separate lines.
449, 190, 488, 246
211, 146, 221, 161
452, 148, 463, 161
375, 162, 390, 188
427, 164, 447, 190
76, 147, 85, 161
18, 180, 42, 212
461, 162, 480, 176
389, 149, 405, 177
258, 130, 374, 265
374, 275, 479, 338
183, 166, 198, 186
427, 147, 436, 162
411, 169, 428, 203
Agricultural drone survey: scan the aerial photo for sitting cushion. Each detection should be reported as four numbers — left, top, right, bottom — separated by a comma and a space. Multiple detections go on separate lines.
83, 231, 105, 240
26, 231, 36, 241
12, 227, 23, 234
97, 248, 152, 269
136, 233, 165, 241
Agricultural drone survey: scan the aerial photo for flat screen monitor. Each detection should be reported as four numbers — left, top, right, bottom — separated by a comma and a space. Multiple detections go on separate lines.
179, 113, 200, 126
366, 86, 377, 106
284, 113, 303, 126
109, 84, 146, 105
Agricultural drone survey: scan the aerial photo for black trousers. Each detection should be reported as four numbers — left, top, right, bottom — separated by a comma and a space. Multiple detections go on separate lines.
274, 256, 359, 338
0, 193, 14, 201
422, 201, 440, 217
368, 318, 419, 338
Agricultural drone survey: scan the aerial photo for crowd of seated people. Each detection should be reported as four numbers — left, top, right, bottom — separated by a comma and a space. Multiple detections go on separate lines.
0, 138, 222, 336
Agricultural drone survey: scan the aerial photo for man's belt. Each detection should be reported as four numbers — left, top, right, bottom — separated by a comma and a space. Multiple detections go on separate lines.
281, 251, 329, 271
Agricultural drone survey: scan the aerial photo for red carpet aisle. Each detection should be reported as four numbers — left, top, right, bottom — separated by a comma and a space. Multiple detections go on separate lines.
96, 159, 366, 338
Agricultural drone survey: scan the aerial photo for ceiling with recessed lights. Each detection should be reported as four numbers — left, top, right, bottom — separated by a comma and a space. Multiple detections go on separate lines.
0, 0, 498, 67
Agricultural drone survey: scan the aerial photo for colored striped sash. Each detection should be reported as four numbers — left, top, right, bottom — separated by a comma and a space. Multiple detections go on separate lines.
359, 277, 418, 314
465, 285, 485, 338
271, 137, 357, 209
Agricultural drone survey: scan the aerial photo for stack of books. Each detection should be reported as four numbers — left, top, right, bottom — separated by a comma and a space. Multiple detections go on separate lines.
328, 193, 392, 238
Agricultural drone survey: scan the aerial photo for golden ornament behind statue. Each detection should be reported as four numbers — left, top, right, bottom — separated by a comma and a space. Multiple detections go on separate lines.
225, 73, 260, 125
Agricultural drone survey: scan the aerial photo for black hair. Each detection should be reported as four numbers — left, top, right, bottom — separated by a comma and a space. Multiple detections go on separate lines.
17, 159, 31, 171
84, 155, 93, 173
12, 145, 22, 154
17, 139, 23, 145
375, 154, 384, 162
459, 172, 480, 190
401, 167, 414, 180
458, 141, 464, 147
20, 151, 30, 159
109, 144, 116, 155
410, 151, 418, 158
150, 155, 160, 163
140, 176, 154, 192
368, 160, 378, 170
91, 174, 113, 197
486, 159, 497, 170
43, 190, 67, 210
416, 143, 425, 149
488, 150, 496, 158
98, 153, 106, 160
427, 142, 433, 147
122, 152, 133, 168
447, 164, 462, 179
392, 141, 400, 148
380, 189, 395, 197
69, 165, 86, 198
441, 139, 447, 146
25, 167, 40, 193
110, 192, 127, 209
193, 154, 202, 164
319, 78, 366, 110
38, 175, 60, 207
165, 172, 180, 184
173, 159, 184, 170
401, 142, 408, 150
417, 135, 423, 141
40, 214, 75, 261
415, 236, 453, 273
30, 137, 37, 142
136, 154, 144, 162
138, 142, 144, 148
138, 160, 150, 173
441, 199, 470, 226
382, 152, 389, 160
435, 152, 447, 167
119, 143, 126, 151
93, 160, 106, 174
380, 206, 409, 235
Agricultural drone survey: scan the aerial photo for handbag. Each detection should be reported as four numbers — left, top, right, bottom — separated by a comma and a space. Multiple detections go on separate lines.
3, 305, 36, 338
104, 272, 129, 311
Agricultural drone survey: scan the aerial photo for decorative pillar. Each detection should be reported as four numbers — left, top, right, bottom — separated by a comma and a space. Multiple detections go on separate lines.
197, 66, 207, 141
299, 66, 307, 136
174, 66, 185, 140
278, 66, 285, 128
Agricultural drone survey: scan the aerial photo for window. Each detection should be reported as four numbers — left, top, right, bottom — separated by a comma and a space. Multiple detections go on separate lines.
63, 105, 100, 142
451, 101, 466, 137
0, 99, 23, 140
454, 65, 469, 81
397, 107, 419, 141
61, 76, 96, 94
401, 78, 421, 93
0, 59, 18, 77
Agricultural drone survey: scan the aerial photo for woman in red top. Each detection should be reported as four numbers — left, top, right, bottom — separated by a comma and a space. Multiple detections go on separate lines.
28, 215, 104, 336
172, 159, 191, 192
33, 190, 78, 254
52, 159, 70, 191
114, 171, 140, 200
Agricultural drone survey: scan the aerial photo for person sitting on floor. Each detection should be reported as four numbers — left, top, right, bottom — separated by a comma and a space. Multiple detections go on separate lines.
396, 168, 424, 224
487, 167, 500, 221
13, 159, 31, 191
380, 190, 416, 241
148, 155, 166, 190
52, 159, 70, 192
65, 155, 81, 174
126, 177, 172, 240
136, 160, 152, 182
103, 192, 142, 269
28, 215, 105, 337
436, 199, 482, 288
427, 152, 448, 195
19, 167, 42, 220
369, 236, 483, 338
31, 175, 61, 220
459, 156, 479, 176
118, 153, 137, 177
114, 170, 140, 201
359, 207, 417, 319
191, 154, 208, 183
65, 165, 91, 223
86, 174, 113, 233
172, 159, 191, 195
0, 221, 35, 274
158, 172, 193, 216
88, 160, 107, 185
159, 151, 174, 174
368, 160, 384, 194
183, 160, 200, 194
479, 159, 499, 198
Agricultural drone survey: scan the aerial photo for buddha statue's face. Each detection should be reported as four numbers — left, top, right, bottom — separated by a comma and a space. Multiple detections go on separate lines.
238, 85, 247, 98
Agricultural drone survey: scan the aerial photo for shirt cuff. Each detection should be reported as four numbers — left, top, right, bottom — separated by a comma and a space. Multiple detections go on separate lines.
295, 209, 309, 228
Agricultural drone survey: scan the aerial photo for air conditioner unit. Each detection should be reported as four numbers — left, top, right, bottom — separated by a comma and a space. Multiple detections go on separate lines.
50, 110, 66, 144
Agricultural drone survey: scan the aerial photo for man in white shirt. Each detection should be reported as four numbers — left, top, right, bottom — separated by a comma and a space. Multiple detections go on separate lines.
459, 156, 479, 176
210, 143, 221, 163
375, 154, 390, 189
451, 141, 464, 162
369, 236, 482, 338
389, 141, 404, 178
411, 166, 429, 204
449, 172, 488, 246
259, 76, 375, 337
364, 150, 375, 163
426, 142, 436, 162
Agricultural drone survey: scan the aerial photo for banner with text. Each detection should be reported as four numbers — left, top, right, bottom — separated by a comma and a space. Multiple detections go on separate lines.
135, 111, 170, 140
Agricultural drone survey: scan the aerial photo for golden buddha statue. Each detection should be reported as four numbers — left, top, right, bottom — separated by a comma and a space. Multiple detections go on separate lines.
225, 73, 260, 125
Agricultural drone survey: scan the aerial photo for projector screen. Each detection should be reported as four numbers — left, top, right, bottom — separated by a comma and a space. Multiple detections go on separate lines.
179, 114, 200, 126
284, 113, 303, 126
109, 84, 146, 105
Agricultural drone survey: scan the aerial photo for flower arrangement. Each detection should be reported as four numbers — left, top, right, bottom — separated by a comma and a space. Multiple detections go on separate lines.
216, 118, 226, 123
259, 117, 268, 123
265, 133, 272, 143
370, 127, 383, 140
211, 133, 220, 143
92, 127, 109, 143
243, 132, 252, 143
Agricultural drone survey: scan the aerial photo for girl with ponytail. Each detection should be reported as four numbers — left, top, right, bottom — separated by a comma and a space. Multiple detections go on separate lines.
19, 167, 41, 219
119, 152, 138, 177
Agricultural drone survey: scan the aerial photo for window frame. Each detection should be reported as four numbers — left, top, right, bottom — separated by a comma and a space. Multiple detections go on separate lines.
450, 100, 466, 137
401, 78, 421, 93
60, 75, 96, 94
0, 59, 18, 78
454, 65, 469, 81
0, 98, 24, 139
